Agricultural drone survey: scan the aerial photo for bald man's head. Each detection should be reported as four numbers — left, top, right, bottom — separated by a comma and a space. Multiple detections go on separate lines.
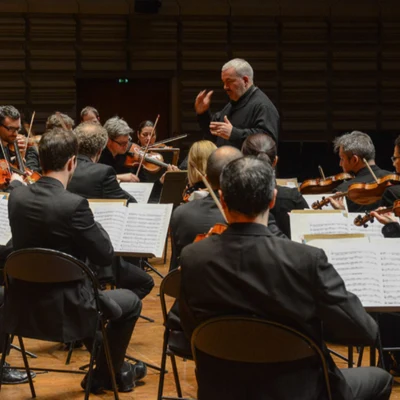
206, 146, 242, 189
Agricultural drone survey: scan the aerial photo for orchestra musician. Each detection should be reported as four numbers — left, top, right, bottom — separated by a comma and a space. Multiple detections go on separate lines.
67, 121, 154, 301
241, 133, 308, 238
195, 58, 280, 149
183, 140, 217, 202
7, 128, 147, 393
0, 105, 31, 190
379, 135, 400, 208
99, 116, 140, 183
328, 131, 391, 212
81, 106, 101, 124
136, 120, 156, 147
45, 111, 75, 131
179, 156, 393, 400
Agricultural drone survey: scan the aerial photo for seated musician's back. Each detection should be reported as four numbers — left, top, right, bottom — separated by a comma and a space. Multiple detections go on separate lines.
179, 156, 392, 400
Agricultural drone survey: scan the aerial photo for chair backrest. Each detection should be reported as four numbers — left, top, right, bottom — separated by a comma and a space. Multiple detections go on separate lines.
159, 268, 181, 323
191, 316, 332, 400
5, 248, 89, 283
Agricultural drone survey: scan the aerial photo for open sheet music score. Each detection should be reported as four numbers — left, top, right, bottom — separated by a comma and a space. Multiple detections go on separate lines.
89, 200, 173, 258
120, 182, 154, 204
306, 238, 400, 308
290, 210, 384, 243
0, 196, 11, 246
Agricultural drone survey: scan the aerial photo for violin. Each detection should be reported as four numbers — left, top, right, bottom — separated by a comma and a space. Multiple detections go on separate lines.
124, 142, 169, 173
194, 223, 228, 242
354, 199, 400, 228
311, 174, 400, 210
300, 172, 354, 195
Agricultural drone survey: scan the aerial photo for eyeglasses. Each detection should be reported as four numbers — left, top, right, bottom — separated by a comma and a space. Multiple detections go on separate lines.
0, 124, 20, 133
110, 138, 129, 147
391, 156, 400, 162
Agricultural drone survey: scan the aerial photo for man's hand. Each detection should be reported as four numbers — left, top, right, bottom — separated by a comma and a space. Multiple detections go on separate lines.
195, 90, 213, 114
160, 164, 180, 185
10, 172, 25, 184
16, 134, 27, 152
370, 208, 398, 225
209, 116, 233, 140
327, 194, 345, 210
117, 173, 140, 183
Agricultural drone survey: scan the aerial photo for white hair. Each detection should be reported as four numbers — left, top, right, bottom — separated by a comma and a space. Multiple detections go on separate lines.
222, 58, 254, 81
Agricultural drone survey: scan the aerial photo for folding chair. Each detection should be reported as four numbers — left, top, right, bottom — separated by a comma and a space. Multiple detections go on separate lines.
0, 248, 119, 400
191, 316, 333, 400
158, 269, 193, 400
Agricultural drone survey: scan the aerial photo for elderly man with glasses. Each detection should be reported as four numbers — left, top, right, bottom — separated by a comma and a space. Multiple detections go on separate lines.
98, 116, 140, 183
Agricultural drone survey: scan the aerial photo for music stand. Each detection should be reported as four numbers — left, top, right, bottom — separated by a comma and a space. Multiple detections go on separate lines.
159, 171, 188, 208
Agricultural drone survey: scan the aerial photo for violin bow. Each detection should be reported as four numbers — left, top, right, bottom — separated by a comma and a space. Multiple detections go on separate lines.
363, 158, 379, 183
135, 114, 160, 177
27, 111, 35, 141
0, 141, 12, 176
55, 111, 69, 131
318, 165, 326, 180
147, 133, 188, 149
189, 161, 228, 223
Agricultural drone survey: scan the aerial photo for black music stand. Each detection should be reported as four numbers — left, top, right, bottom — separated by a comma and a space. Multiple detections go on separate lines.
159, 171, 187, 208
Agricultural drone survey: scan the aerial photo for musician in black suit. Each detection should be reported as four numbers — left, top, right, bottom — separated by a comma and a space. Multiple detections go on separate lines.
170, 145, 286, 271
67, 122, 154, 301
7, 128, 146, 393
241, 133, 308, 238
180, 156, 392, 400
329, 131, 391, 212
380, 135, 400, 208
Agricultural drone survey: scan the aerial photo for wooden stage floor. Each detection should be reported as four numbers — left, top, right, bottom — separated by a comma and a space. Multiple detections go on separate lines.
2, 253, 400, 399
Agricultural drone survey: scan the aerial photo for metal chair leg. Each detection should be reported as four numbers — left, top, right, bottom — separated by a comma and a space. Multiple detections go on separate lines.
65, 341, 75, 365
170, 354, 182, 398
157, 330, 169, 400
18, 336, 36, 398
101, 321, 119, 400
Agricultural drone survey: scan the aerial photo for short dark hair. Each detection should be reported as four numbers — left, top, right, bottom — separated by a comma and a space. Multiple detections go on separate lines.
39, 128, 78, 173
0, 105, 20, 125
74, 122, 108, 157
220, 156, 275, 217
46, 112, 75, 131
206, 146, 242, 189
241, 133, 277, 164
137, 120, 155, 133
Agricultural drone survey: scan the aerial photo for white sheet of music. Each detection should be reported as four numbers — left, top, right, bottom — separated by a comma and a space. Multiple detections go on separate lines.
308, 240, 400, 307
120, 203, 173, 257
120, 182, 154, 204
91, 202, 172, 257
290, 211, 349, 243
0, 198, 11, 246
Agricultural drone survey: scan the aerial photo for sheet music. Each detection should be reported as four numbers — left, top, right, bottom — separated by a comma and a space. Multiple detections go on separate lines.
380, 247, 400, 305
0, 198, 11, 246
119, 203, 173, 257
290, 211, 348, 243
120, 182, 154, 204
91, 206, 127, 250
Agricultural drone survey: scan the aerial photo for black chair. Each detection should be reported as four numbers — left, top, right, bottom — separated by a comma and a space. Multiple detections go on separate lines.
158, 269, 193, 400
0, 248, 119, 399
191, 316, 333, 400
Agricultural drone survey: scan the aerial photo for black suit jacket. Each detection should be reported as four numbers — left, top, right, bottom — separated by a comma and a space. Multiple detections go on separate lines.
180, 223, 378, 400
272, 185, 309, 238
6, 177, 115, 342
334, 165, 392, 212
67, 154, 136, 203
170, 193, 287, 270
380, 185, 400, 208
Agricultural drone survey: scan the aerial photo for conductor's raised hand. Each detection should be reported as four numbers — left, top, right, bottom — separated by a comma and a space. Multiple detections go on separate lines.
195, 90, 214, 115
209, 115, 233, 140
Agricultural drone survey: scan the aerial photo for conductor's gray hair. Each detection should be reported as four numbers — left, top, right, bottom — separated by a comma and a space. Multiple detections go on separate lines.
222, 58, 254, 81
103, 116, 133, 140
333, 131, 375, 161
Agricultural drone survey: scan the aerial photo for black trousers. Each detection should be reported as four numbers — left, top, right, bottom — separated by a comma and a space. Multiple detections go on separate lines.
84, 288, 142, 380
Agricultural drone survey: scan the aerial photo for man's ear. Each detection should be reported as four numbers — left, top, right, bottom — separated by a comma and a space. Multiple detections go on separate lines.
67, 155, 76, 172
269, 188, 277, 210
273, 156, 278, 168
219, 189, 227, 211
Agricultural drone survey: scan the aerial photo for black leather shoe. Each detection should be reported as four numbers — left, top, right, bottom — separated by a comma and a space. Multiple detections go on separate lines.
81, 361, 147, 394
1, 362, 36, 385
117, 361, 147, 392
